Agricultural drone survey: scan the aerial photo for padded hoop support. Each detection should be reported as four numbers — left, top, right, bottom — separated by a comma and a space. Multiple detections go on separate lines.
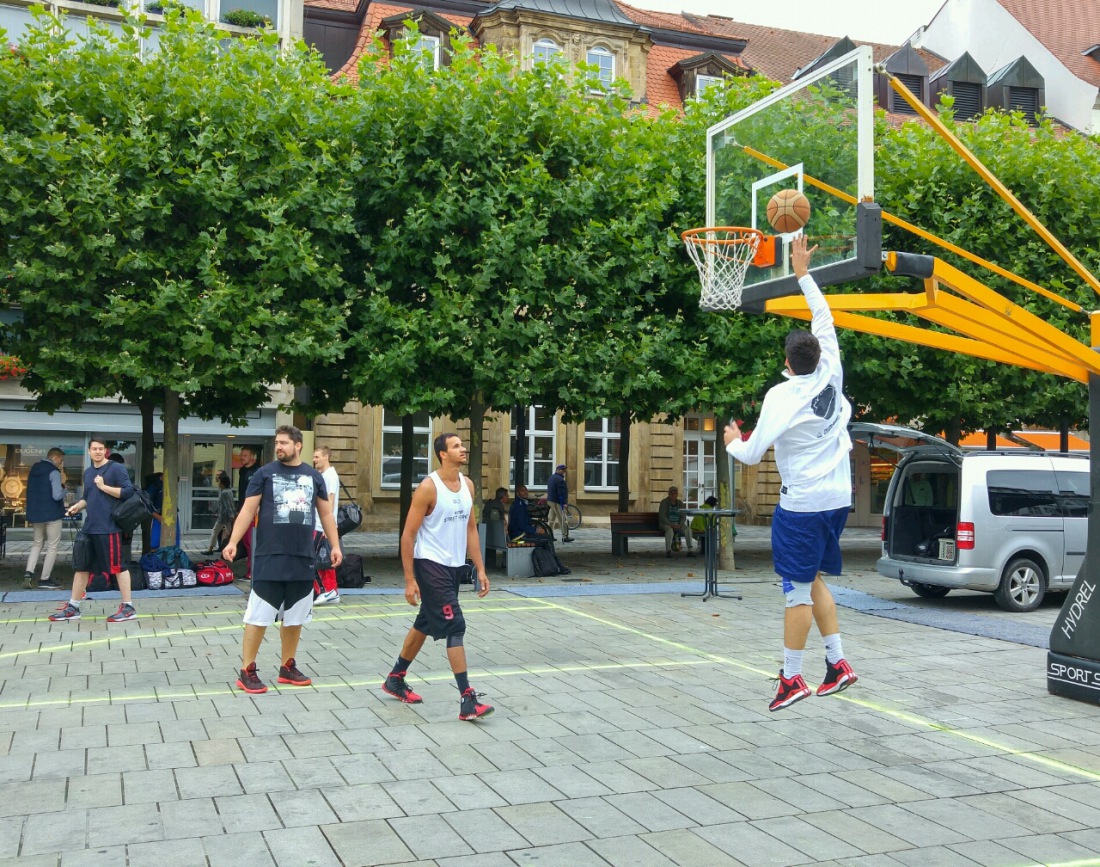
889, 252, 935, 280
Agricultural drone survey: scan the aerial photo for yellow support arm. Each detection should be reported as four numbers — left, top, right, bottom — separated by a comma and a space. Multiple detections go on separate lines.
887, 73, 1100, 300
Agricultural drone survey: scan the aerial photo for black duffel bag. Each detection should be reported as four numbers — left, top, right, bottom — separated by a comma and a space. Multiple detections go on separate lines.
113, 489, 156, 534
336, 482, 363, 537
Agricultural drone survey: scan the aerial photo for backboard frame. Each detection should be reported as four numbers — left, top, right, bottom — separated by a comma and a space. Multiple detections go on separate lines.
704, 45, 880, 312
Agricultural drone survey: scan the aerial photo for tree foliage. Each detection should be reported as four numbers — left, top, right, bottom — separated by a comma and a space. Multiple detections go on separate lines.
0, 9, 356, 536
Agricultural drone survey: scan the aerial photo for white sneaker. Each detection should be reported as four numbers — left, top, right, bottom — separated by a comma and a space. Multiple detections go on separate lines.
315, 589, 340, 605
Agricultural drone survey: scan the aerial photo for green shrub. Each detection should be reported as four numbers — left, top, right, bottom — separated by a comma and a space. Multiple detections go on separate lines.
221, 8, 271, 27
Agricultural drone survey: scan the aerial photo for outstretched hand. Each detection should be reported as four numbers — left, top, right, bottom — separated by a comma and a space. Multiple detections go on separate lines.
790, 234, 819, 279
723, 422, 742, 446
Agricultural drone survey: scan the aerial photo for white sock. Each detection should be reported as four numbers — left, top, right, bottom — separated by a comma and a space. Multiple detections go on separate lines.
783, 648, 803, 679
69, 599, 81, 609
823, 634, 843, 665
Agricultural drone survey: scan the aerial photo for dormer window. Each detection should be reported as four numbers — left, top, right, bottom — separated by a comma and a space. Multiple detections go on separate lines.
930, 52, 986, 120
668, 52, 743, 103
986, 56, 1045, 126
696, 74, 722, 96
412, 34, 441, 70
380, 8, 455, 70
879, 44, 929, 115
586, 45, 614, 89
533, 37, 562, 66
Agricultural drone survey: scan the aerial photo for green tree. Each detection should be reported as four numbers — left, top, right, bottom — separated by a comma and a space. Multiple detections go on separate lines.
0, 10, 356, 540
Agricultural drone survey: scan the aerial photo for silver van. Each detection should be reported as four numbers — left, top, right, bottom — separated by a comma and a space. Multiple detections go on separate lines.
855, 423, 1088, 612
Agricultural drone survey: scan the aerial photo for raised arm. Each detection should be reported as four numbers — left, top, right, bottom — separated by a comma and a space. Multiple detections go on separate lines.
791, 235, 841, 372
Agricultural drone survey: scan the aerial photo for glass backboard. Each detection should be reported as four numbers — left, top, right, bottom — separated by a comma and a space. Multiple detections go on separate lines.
706, 45, 878, 308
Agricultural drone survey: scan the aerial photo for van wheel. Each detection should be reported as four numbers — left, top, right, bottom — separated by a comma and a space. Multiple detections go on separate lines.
995, 557, 1046, 612
909, 583, 951, 599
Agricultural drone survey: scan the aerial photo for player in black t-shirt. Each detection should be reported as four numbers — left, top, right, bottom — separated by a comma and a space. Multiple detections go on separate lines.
224, 426, 342, 694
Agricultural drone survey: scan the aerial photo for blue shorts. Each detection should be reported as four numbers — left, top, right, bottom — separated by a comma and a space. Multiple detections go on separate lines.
772, 505, 848, 591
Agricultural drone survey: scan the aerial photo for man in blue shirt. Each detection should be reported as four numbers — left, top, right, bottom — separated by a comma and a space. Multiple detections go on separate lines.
546, 464, 573, 542
50, 437, 137, 623
508, 484, 570, 575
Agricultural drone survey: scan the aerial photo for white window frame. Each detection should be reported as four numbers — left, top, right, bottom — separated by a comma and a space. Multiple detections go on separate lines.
510, 405, 558, 492
381, 409, 432, 490
532, 37, 561, 67
682, 414, 716, 508
696, 74, 722, 96
583, 418, 621, 491
411, 33, 441, 70
586, 44, 614, 90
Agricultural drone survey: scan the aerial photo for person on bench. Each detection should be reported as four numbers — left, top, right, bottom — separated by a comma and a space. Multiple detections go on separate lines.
508, 484, 570, 575
658, 486, 695, 558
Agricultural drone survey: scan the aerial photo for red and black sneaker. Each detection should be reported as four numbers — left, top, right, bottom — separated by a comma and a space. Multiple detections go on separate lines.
459, 687, 494, 721
236, 662, 268, 695
817, 658, 858, 696
382, 672, 423, 704
769, 670, 812, 712
277, 658, 312, 686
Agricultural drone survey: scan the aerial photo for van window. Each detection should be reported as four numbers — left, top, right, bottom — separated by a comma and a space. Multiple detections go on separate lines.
1055, 470, 1089, 519
987, 469, 1059, 517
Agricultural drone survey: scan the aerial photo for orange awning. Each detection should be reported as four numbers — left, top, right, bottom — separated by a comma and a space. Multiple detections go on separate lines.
955, 430, 1089, 452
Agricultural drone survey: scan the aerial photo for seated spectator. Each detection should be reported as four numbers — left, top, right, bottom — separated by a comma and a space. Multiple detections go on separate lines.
483, 487, 509, 533
658, 486, 695, 558
508, 484, 570, 575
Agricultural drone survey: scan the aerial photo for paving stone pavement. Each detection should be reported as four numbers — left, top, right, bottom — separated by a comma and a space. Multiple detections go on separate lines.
0, 527, 1098, 865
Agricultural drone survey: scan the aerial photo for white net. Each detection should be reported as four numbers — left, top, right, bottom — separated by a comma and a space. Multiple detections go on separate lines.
682, 227, 762, 311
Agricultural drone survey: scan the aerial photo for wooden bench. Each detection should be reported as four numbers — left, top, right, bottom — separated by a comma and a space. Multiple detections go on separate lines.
610, 511, 664, 555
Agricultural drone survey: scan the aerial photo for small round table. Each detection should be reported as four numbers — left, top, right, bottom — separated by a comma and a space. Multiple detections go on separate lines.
680, 508, 742, 601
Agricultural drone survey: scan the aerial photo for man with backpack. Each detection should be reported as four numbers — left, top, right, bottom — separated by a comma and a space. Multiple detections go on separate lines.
49, 436, 139, 623
507, 484, 571, 576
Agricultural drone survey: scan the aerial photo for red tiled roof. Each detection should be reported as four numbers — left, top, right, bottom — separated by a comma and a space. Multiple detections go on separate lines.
686, 15, 945, 82
612, 0, 722, 37
998, 0, 1100, 87
307, 0, 358, 11
329, 3, 473, 83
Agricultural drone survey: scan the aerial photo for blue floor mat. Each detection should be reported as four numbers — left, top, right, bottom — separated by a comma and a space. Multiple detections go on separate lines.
830, 585, 1051, 648
3, 585, 245, 603
506, 580, 729, 598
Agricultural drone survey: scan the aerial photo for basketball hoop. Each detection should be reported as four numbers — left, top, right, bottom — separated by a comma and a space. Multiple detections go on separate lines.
682, 227, 763, 311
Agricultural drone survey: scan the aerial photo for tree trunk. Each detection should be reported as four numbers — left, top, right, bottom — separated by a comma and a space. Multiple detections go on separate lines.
986, 427, 997, 450
139, 397, 156, 554
617, 411, 631, 512
716, 420, 735, 571
1061, 416, 1070, 453
467, 396, 486, 506
161, 388, 180, 547
944, 418, 962, 447
515, 405, 527, 491
399, 414, 415, 541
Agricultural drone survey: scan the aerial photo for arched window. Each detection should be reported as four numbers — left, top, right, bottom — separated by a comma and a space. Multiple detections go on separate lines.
533, 37, 561, 67
586, 45, 614, 88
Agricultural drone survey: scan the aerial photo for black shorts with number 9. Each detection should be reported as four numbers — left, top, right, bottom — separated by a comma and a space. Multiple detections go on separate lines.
411, 558, 464, 641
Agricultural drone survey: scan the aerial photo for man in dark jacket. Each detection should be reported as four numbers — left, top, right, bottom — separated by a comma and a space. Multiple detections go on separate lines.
507, 485, 570, 575
546, 464, 573, 542
24, 447, 66, 589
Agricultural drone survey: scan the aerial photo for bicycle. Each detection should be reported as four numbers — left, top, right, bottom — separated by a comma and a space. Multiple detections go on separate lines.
563, 503, 582, 531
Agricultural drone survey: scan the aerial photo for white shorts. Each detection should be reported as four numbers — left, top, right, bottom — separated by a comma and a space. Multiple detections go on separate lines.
243, 580, 314, 627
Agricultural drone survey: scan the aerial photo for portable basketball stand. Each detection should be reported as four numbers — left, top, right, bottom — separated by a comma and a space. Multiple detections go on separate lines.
687, 64, 1100, 706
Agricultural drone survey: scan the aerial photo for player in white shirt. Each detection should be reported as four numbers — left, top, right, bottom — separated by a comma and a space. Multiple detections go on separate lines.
724, 236, 859, 711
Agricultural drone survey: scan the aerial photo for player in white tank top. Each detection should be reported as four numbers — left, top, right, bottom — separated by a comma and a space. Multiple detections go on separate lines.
414, 471, 472, 567
382, 433, 494, 721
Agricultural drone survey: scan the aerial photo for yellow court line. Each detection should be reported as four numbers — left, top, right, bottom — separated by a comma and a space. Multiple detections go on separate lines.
0, 658, 716, 710
0, 604, 551, 662
4, 594, 1099, 787
535, 598, 1100, 785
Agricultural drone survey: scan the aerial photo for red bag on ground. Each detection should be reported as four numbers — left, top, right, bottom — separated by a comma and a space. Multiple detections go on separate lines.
196, 559, 234, 586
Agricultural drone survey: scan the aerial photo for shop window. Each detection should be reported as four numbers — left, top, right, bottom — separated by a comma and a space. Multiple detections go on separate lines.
381, 410, 431, 489
584, 417, 621, 491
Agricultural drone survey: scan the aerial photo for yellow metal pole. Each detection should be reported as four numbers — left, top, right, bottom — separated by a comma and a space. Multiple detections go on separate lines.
744, 145, 1082, 313
886, 73, 1100, 300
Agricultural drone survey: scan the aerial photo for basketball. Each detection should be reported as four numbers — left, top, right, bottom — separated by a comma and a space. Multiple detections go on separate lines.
766, 189, 811, 234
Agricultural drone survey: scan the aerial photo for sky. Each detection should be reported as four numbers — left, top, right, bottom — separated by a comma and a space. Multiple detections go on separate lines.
635, 0, 947, 45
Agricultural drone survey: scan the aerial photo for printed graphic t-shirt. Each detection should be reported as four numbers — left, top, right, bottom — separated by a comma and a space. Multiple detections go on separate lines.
245, 461, 328, 581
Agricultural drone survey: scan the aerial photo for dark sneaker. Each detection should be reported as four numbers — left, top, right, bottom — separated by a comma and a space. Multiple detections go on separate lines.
23, 571, 35, 589
459, 687, 494, 721
817, 658, 858, 696
48, 603, 81, 622
769, 670, 812, 712
38, 579, 61, 590
277, 658, 312, 686
237, 662, 268, 694
106, 603, 137, 623
382, 672, 423, 704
